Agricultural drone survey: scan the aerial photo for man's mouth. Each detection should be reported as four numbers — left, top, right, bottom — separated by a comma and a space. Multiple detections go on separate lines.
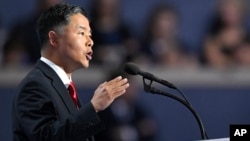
86, 52, 93, 61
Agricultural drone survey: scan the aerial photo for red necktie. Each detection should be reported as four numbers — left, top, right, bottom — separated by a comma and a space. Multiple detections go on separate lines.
68, 81, 79, 109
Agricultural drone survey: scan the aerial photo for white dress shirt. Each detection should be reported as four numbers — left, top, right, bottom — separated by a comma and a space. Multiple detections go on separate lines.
40, 57, 71, 88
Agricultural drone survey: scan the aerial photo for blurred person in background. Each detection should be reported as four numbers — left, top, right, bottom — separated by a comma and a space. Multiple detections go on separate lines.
201, 0, 249, 69
90, 0, 140, 71
140, 4, 198, 68
2, 0, 63, 69
0, 12, 8, 66
235, 35, 250, 67
95, 72, 157, 141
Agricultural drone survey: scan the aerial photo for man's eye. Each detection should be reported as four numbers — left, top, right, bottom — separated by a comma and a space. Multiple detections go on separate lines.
79, 32, 84, 35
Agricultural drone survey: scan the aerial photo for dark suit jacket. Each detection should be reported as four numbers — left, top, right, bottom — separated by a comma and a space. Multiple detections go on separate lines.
12, 60, 104, 141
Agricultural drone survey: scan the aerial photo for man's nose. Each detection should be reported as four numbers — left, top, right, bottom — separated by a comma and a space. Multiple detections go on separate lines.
86, 36, 94, 47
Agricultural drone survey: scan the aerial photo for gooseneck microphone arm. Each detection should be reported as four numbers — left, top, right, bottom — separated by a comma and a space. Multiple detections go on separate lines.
123, 62, 208, 140
142, 78, 207, 140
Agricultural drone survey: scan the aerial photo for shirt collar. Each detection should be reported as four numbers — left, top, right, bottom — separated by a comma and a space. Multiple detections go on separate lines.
40, 57, 71, 88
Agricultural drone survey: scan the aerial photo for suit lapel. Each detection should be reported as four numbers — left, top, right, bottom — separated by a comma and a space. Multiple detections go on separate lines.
35, 60, 77, 112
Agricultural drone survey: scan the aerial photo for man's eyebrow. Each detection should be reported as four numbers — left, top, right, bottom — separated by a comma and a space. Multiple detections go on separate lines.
78, 26, 92, 34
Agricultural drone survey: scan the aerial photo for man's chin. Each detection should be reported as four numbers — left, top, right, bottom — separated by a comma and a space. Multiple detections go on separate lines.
82, 62, 90, 68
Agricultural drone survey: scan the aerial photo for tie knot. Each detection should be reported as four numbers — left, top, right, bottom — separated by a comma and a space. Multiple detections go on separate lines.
68, 82, 75, 95
68, 81, 75, 92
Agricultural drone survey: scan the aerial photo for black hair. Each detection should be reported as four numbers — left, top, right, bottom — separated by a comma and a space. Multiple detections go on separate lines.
36, 3, 87, 46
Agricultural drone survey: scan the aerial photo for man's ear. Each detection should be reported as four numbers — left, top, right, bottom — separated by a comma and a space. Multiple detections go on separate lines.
48, 31, 58, 47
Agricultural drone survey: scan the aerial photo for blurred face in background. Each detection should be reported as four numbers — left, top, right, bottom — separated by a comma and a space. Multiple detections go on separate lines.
152, 10, 179, 39
218, 0, 245, 26
218, 26, 244, 46
96, 0, 120, 17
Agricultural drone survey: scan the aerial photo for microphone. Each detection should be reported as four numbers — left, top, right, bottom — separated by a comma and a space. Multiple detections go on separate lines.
124, 62, 208, 139
123, 62, 177, 89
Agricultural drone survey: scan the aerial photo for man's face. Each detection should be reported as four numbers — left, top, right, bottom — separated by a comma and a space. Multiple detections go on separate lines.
57, 13, 93, 71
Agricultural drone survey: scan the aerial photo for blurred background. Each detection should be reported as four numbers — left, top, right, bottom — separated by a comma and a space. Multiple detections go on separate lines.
1, 0, 250, 140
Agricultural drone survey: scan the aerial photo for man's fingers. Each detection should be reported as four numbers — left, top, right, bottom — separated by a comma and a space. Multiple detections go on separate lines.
108, 78, 128, 91
107, 76, 122, 85
114, 83, 130, 93
100, 76, 130, 97
100, 81, 107, 86
114, 83, 130, 97
110, 83, 129, 98
115, 78, 128, 86
92, 77, 130, 112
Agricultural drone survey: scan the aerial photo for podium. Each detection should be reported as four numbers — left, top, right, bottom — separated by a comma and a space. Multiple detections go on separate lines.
197, 138, 229, 141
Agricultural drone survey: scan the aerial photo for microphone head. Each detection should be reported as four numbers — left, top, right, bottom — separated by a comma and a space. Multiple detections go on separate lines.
123, 62, 140, 75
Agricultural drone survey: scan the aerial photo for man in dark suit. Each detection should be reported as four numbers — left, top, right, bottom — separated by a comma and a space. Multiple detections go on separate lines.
12, 3, 129, 141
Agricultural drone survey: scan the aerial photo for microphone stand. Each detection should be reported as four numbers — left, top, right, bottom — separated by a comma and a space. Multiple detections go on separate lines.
142, 77, 207, 140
